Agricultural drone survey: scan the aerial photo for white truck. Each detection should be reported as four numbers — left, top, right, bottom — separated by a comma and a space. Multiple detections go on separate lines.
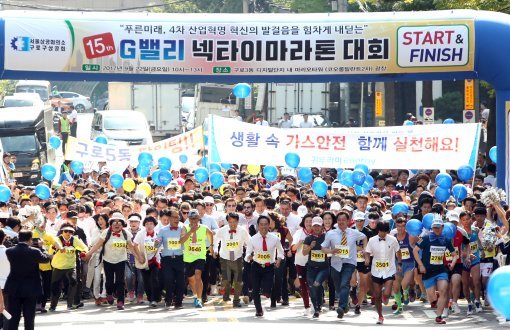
266, 82, 330, 124
107, 82, 182, 140
192, 83, 239, 129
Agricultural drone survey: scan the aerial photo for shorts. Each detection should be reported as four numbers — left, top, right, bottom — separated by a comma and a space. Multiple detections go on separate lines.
448, 264, 464, 279
371, 275, 395, 285
185, 259, 206, 278
357, 262, 371, 274
396, 261, 415, 277
423, 272, 448, 289
480, 262, 494, 277
463, 261, 480, 272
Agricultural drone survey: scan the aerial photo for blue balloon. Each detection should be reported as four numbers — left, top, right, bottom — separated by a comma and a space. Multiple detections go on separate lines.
457, 165, 474, 182
312, 180, 328, 198
109, 173, 124, 189
404, 121, 414, 126
452, 184, 468, 202
158, 170, 173, 186
221, 163, 232, 170
71, 160, 84, 175
422, 213, 434, 230
489, 146, 497, 163
158, 157, 172, 171
210, 172, 225, 189
336, 168, 344, 181
209, 163, 222, 173
352, 169, 366, 186
232, 83, 251, 99
443, 222, 457, 240
95, 136, 108, 144
339, 170, 354, 187
136, 164, 150, 178
435, 173, 453, 189
201, 156, 209, 167
151, 170, 162, 186
138, 152, 153, 166
435, 187, 451, 202
204, 135, 209, 146
488, 266, 510, 318
406, 219, 423, 236
263, 166, 278, 181
35, 183, 51, 200
194, 167, 209, 184
284, 153, 300, 169
365, 174, 374, 188
392, 202, 409, 215
49, 136, 61, 149
443, 118, 455, 124
0, 185, 11, 203
354, 184, 369, 196
41, 164, 57, 181
354, 164, 369, 175
179, 154, 188, 164
297, 167, 312, 183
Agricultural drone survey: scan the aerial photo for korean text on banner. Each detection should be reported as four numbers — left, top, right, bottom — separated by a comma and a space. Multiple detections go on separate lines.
4, 13, 474, 76
65, 127, 203, 166
208, 115, 480, 170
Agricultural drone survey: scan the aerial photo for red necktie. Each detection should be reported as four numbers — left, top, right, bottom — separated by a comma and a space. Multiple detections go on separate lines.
262, 236, 269, 266
229, 230, 236, 234
147, 232, 154, 237
170, 227, 178, 231
64, 240, 71, 247
112, 232, 121, 237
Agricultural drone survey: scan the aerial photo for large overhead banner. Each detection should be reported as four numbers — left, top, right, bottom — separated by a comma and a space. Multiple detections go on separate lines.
3, 12, 474, 76
208, 116, 481, 170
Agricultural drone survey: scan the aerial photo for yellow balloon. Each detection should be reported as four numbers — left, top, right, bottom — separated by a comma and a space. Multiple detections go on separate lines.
123, 178, 136, 192
247, 164, 261, 176
138, 182, 152, 197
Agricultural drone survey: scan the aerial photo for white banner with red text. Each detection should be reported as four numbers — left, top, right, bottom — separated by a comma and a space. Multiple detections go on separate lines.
208, 115, 480, 170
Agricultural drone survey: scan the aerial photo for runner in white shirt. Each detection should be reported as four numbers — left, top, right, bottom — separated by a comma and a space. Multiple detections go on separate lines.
213, 212, 251, 307
365, 221, 402, 325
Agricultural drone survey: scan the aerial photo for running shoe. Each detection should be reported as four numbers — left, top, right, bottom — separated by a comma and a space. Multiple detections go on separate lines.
452, 302, 461, 314
393, 307, 403, 315
403, 291, 409, 305
355, 305, 361, 315
196, 299, 203, 308
435, 316, 446, 324
377, 317, 384, 324
467, 303, 474, 315
475, 301, 482, 313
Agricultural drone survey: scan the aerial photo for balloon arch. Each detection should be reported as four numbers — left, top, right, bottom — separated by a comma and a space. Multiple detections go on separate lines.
1, 10, 509, 189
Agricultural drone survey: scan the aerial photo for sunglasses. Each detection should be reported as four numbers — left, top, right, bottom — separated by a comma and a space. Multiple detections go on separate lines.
205, 203, 214, 206
111, 220, 123, 224
181, 211, 189, 214
63, 230, 74, 234
226, 204, 236, 207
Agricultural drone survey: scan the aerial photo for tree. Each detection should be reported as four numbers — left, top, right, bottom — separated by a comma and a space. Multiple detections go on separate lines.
433, 91, 463, 122
435, 0, 510, 13
0, 80, 17, 99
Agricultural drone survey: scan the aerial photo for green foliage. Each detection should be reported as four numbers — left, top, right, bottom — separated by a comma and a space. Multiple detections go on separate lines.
290, 0, 330, 13
434, 0, 510, 13
433, 91, 463, 122
0, 80, 17, 99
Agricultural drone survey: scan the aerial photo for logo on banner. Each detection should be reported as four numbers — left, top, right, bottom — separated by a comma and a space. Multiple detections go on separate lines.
397, 25, 470, 67
10, 37, 30, 51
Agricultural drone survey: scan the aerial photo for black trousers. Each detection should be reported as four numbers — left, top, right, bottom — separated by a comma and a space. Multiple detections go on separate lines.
61, 132, 69, 155
104, 260, 126, 302
242, 260, 252, 296
201, 252, 219, 299
251, 263, 275, 313
141, 263, 161, 302
271, 257, 288, 303
5, 294, 37, 330
286, 254, 297, 294
38, 269, 52, 307
50, 268, 77, 309
161, 256, 185, 305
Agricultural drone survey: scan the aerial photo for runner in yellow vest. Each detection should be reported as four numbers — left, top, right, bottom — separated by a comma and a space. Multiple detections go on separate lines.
58, 110, 71, 155
180, 209, 213, 308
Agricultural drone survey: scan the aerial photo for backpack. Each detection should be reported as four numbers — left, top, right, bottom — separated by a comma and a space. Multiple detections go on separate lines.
98, 229, 128, 264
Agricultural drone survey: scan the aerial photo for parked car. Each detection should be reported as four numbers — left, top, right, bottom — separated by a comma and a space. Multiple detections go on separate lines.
2, 93, 45, 108
58, 91, 92, 111
90, 110, 153, 146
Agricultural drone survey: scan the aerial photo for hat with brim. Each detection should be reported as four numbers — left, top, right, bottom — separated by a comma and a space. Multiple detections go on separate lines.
109, 212, 127, 227
431, 218, 444, 228
60, 224, 75, 232
312, 217, 323, 226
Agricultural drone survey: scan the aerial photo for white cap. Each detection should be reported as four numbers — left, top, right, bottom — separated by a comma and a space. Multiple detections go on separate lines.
432, 214, 444, 228
342, 205, 354, 212
353, 211, 366, 221
332, 182, 341, 190
203, 196, 215, 204
297, 205, 308, 217
330, 201, 341, 211
446, 211, 460, 223
312, 217, 323, 226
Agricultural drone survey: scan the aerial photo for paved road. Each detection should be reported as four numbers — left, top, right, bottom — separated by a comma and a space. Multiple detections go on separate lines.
26, 296, 505, 329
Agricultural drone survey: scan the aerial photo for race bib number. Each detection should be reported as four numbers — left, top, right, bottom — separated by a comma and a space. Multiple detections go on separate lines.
374, 259, 390, 271
310, 250, 326, 262
112, 240, 127, 249
225, 240, 240, 251
356, 251, 365, 263
335, 245, 350, 258
444, 249, 453, 262
145, 243, 157, 253
64, 246, 75, 254
470, 242, 479, 253
167, 239, 181, 250
256, 252, 271, 263
275, 232, 281, 240
430, 246, 446, 265
188, 243, 202, 255
401, 247, 410, 260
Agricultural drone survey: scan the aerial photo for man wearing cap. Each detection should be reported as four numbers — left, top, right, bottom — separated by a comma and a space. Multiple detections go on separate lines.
321, 211, 367, 319
49, 223, 88, 311
180, 209, 214, 308
329, 201, 341, 216
213, 212, 250, 307
157, 208, 185, 309
125, 213, 144, 304
58, 110, 71, 155
413, 216, 457, 324
85, 212, 141, 310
